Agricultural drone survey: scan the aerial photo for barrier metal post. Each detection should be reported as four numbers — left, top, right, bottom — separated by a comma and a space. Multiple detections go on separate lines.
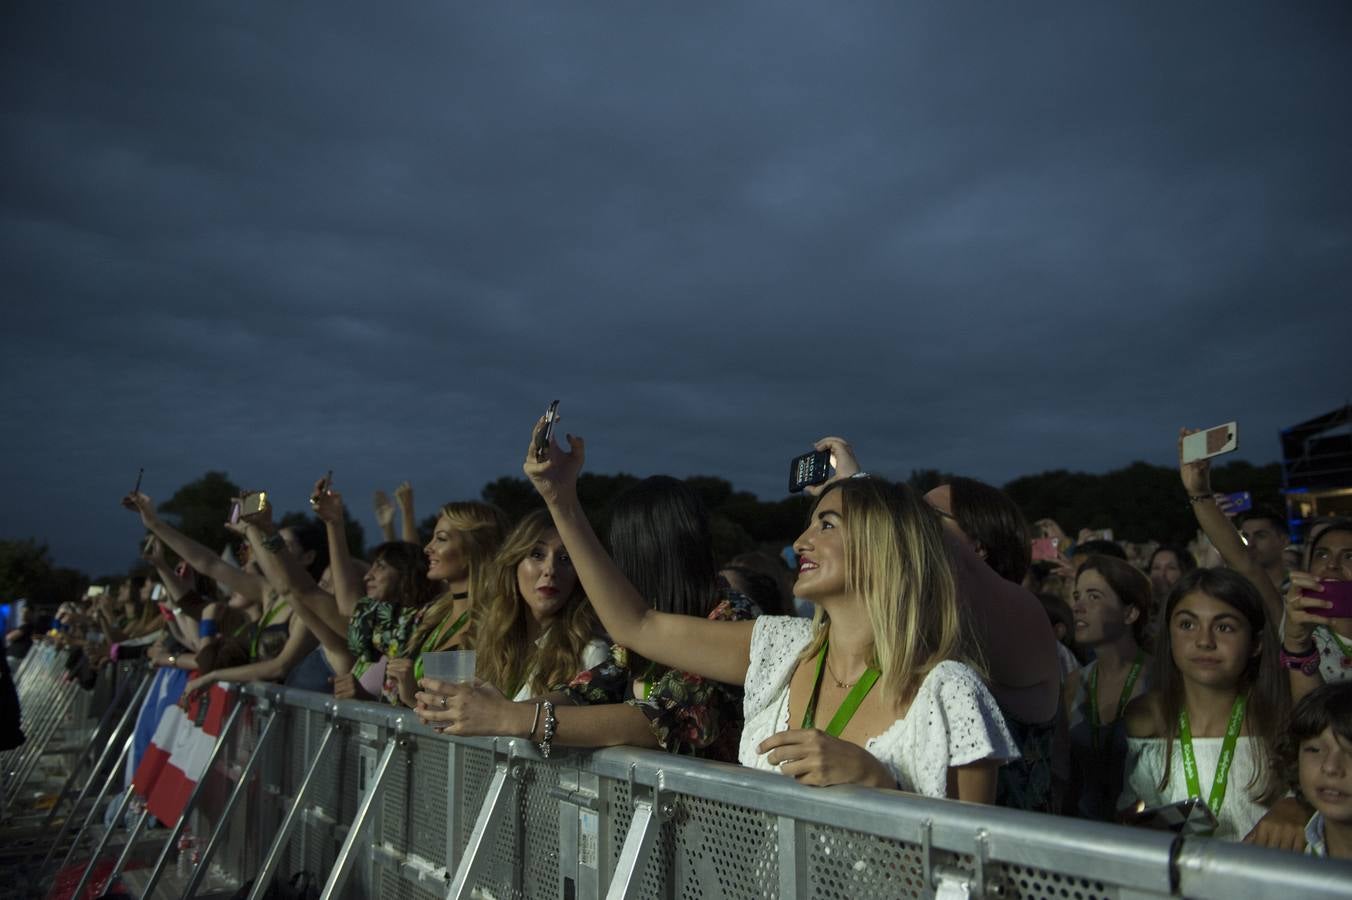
52, 730, 137, 875
446, 744, 523, 900
137, 690, 247, 899
245, 713, 339, 900
41, 668, 151, 834
606, 775, 669, 900
40, 671, 154, 871
183, 705, 280, 898
317, 720, 404, 900
6, 677, 81, 805
67, 780, 142, 900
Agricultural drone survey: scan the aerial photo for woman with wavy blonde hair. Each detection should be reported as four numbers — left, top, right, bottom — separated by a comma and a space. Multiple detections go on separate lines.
415, 420, 1017, 801
475, 509, 608, 699
382, 501, 509, 706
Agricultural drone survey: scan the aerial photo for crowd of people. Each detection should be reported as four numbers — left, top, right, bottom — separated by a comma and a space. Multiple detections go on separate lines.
6, 417, 1351, 862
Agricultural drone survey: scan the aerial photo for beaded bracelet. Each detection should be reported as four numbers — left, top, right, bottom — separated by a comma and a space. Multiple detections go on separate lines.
1280, 644, 1320, 677
538, 700, 557, 758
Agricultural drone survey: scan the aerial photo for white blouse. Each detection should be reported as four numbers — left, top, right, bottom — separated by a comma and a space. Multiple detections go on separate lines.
738, 616, 1019, 798
511, 638, 610, 701
1120, 736, 1270, 841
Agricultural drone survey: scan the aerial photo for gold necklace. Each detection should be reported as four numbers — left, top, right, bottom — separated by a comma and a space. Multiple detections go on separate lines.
824, 655, 860, 688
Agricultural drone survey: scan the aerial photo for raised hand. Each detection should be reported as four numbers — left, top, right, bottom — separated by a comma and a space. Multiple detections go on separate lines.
310, 477, 344, 525
122, 491, 157, 527
523, 416, 585, 507
1178, 427, 1213, 497
1284, 572, 1331, 652
803, 436, 862, 497
372, 490, 395, 529
394, 481, 414, 511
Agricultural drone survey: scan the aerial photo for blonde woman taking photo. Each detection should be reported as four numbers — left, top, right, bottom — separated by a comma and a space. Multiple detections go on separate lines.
516, 420, 1017, 801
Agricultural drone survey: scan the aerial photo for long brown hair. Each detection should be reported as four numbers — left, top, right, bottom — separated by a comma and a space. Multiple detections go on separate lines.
475, 510, 601, 696
1152, 568, 1288, 803
404, 501, 509, 656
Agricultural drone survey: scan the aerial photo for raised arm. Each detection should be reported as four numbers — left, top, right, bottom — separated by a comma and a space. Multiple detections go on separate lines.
185, 616, 318, 694
394, 481, 418, 543
122, 491, 266, 604
140, 535, 203, 644
1178, 428, 1283, 623
372, 490, 397, 543
311, 481, 362, 619
239, 516, 350, 644
524, 419, 754, 686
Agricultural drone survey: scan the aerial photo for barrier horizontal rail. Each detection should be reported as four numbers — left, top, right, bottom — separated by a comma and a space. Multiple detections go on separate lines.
167, 681, 1350, 900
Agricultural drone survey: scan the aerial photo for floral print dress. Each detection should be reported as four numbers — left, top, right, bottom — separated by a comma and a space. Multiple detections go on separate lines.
346, 597, 420, 704
561, 585, 760, 762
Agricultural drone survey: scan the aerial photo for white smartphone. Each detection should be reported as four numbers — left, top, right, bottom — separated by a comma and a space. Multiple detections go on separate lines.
1181, 422, 1238, 463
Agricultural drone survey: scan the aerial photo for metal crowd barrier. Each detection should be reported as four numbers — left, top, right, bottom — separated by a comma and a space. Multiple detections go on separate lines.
92, 680, 1350, 900
2, 644, 87, 809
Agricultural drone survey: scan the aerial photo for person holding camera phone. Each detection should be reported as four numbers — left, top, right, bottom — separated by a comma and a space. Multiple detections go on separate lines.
798, 438, 1059, 805
296, 478, 439, 703
417, 475, 760, 761
1178, 427, 1286, 625
454, 419, 1018, 801
181, 492, 332, 696
1282, 518, 1352, 704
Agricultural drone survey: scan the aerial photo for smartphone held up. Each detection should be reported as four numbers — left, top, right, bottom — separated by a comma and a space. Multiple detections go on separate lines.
788, 449, 835, 494
1303, 580, 1352, 619
1181, 422, 1238, 464
534, 400, 560, 462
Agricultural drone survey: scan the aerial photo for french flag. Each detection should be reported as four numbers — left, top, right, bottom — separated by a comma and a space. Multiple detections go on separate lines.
131, 682, 236, 824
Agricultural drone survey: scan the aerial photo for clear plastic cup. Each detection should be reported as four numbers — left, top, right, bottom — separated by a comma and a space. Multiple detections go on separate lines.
420, 649, 475, 683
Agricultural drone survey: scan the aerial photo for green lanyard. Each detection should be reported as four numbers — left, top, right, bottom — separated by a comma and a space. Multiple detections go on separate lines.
1178, 693, 1248, 823
1088, 650, 1144, 751
412, 609, 470, 681
801, 643, 881, 736
249, 599, 290, 661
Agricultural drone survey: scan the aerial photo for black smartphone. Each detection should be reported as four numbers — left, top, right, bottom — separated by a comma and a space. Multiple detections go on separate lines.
132, 467, 144, 495
535, 400, 560, 462
788, 450, 835, 494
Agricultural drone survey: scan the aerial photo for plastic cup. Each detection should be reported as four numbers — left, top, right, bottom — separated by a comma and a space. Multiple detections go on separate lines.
421, 649, 475, 683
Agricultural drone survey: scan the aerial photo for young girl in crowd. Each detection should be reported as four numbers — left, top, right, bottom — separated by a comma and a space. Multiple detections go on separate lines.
1066, 556, 1153, 819
1282, 518, 1352, 703
458, 422, 1017, 801
1120, 568, 1290, 841
474, 509, 608, 700
417, 476, 760, 761
1279, 682, 1352, 858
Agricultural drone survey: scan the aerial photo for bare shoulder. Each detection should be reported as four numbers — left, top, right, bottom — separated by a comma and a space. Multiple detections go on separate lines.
1123, 691, 1166, 738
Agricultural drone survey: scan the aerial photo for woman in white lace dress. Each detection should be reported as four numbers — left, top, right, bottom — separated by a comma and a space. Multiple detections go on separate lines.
519, 420, 1018, 802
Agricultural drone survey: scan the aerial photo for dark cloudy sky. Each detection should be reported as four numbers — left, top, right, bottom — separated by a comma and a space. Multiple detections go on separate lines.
3, 3, 1349, 578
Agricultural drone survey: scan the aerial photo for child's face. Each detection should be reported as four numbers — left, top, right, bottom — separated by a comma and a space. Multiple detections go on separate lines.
1299, 726, 1352, 823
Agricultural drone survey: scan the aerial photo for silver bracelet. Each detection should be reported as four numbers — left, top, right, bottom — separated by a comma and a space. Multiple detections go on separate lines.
537, 700, 557, 758
528, 701, 542, 740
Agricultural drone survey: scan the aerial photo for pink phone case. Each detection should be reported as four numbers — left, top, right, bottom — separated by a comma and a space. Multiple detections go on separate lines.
1031, 538, 1060, 561
1303, 580, 1352, 618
